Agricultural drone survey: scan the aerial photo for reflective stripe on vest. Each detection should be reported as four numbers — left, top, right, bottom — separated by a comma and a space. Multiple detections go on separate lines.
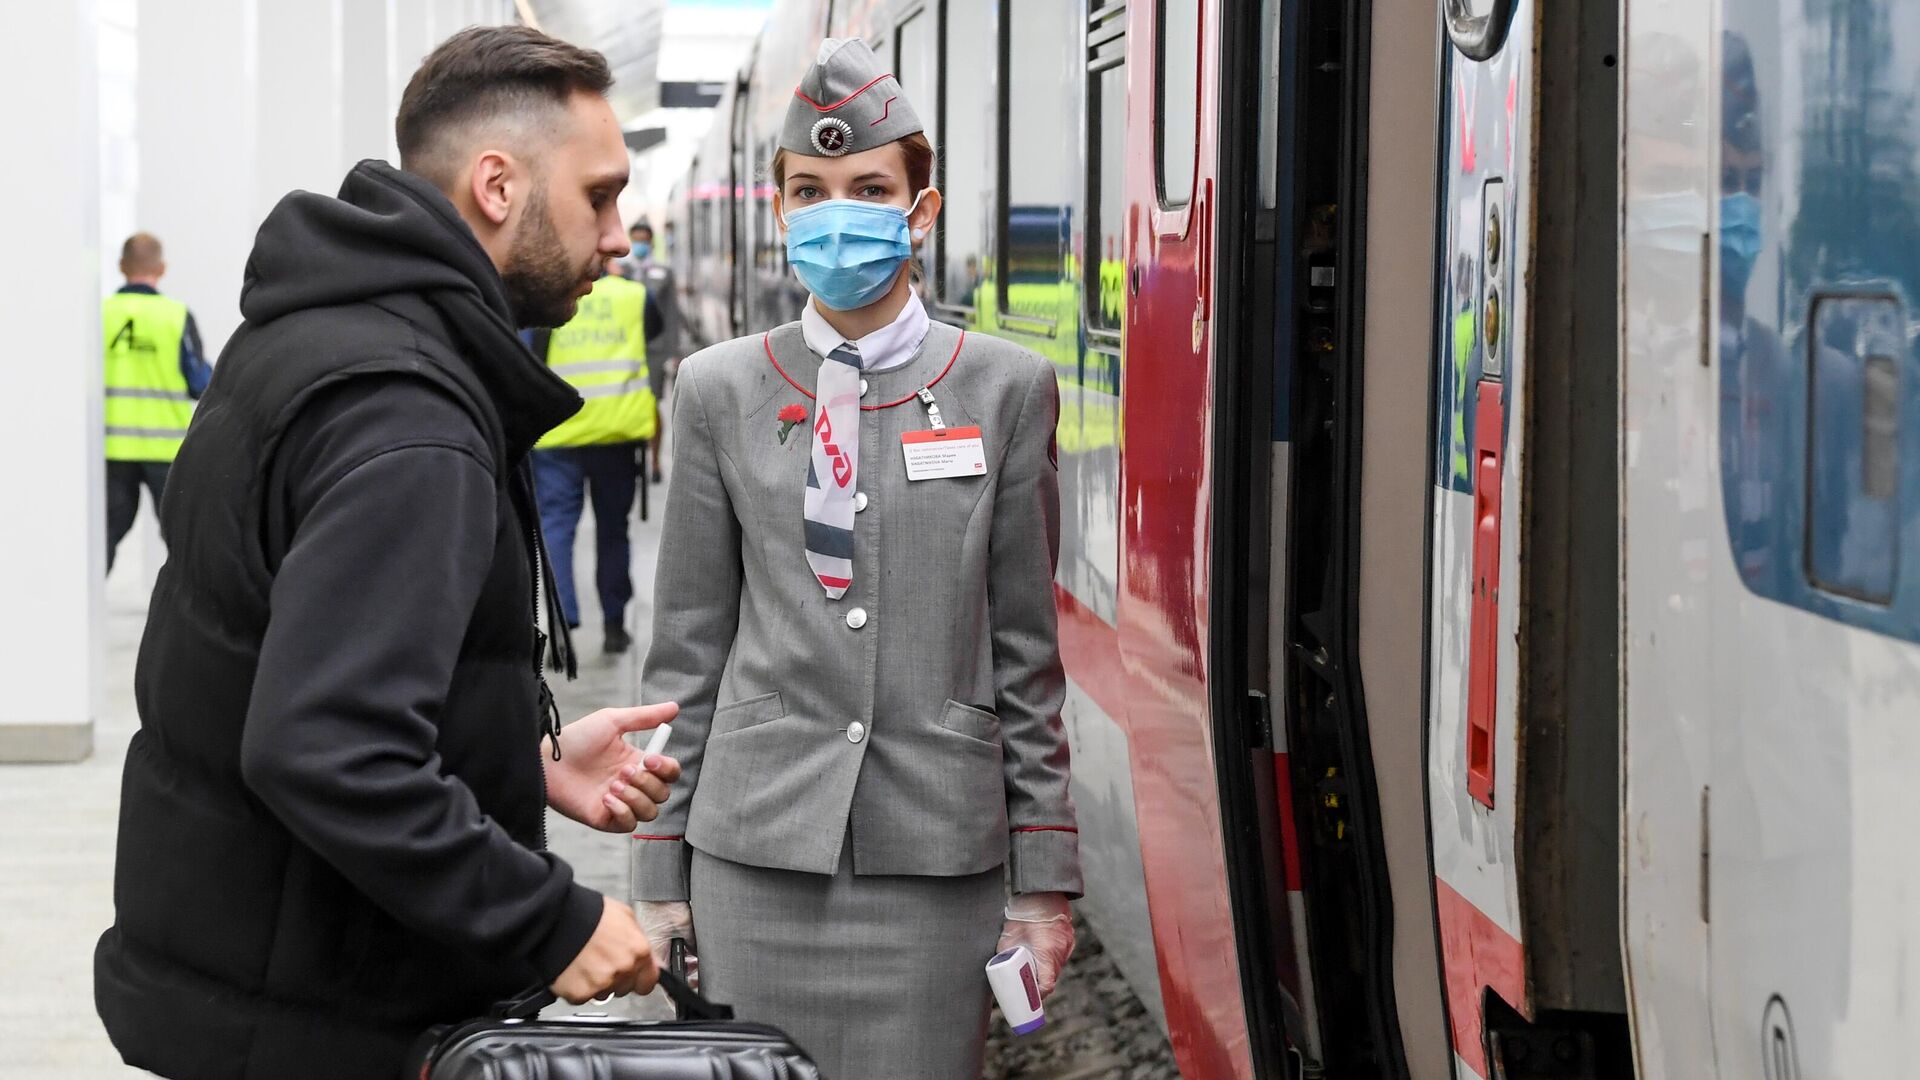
103, 291, 193, 462
537, 275, 656, 448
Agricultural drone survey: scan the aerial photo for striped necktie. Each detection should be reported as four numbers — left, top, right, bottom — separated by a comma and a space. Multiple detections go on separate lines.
804, 341, 863, 597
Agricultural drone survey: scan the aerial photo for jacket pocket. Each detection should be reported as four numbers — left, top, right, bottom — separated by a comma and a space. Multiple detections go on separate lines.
939, 699, 1001, 744
709, 691, 786, 738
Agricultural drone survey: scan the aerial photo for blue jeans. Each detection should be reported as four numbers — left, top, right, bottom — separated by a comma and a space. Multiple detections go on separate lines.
531, 442, 642, 629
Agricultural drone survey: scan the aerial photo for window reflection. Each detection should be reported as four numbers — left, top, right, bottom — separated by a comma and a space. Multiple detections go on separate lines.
1158, 0, 1200, 206
941, 5, 991, 308
1001, 0, 1078, 323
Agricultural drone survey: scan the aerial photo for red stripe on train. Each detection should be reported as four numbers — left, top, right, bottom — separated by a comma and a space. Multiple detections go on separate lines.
1433, 876, 1525, 1079
1053, 584, 1131, 730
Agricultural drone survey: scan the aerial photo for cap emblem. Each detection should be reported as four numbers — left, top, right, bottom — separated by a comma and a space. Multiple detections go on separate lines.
810, 117, 854, 156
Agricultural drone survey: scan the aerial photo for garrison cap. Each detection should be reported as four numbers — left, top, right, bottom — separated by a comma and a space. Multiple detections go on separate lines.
779, 38, 923, 158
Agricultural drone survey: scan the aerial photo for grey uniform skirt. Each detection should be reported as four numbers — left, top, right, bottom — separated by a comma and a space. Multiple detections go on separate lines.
689, 844, 1005, 1080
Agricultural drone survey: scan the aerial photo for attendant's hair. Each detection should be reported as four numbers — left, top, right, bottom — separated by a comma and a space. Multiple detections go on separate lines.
396, 26, 613, 190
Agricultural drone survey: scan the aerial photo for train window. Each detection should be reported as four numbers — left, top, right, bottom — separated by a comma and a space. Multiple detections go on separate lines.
1087, 20, 1127, 341
1157, 0, 1200, 208
1257, 0, 1280, 210
997, 0, 1078, 331
1805, 296, 1901, 604
895, 10, 937, 295
939, 0, 992, 310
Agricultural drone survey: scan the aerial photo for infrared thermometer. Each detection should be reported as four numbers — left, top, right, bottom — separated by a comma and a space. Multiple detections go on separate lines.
642, 723, 673, 758
985, 944, 1046, 1035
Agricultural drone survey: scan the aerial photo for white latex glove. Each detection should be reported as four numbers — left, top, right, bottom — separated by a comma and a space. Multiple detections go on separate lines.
635, 900, 696, 987
995, 892, 1075, 999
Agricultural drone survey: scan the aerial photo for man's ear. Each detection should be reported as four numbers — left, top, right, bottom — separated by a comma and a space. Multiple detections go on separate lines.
470, 150, 515, 227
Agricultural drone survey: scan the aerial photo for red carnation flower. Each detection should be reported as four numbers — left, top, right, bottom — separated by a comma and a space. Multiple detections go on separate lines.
776, 403, 809, 445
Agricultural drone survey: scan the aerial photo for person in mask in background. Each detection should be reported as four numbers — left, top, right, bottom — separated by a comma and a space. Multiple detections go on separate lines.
619, 220, 682, 480
1716, 30, 1791, 594
631, 38, 1080, 1080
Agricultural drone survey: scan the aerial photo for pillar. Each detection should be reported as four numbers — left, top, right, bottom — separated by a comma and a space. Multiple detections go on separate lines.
0, 1, 104, 761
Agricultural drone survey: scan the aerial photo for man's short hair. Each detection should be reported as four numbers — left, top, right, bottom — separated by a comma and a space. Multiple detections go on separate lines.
120, 233, 164, 274
629, 222, 652, 236
396, 25, 614, 189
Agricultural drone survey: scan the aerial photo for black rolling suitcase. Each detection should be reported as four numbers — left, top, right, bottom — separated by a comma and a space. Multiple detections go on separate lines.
405, 953, 820, 1080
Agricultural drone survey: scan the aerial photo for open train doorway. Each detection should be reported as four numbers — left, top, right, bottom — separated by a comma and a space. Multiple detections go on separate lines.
1208, 0, 1449, 1076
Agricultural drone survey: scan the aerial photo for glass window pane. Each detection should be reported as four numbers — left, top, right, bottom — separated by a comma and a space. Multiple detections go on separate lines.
1090, 61, 1127, 333
896, 13, 937, 297
1001, 0, 1079, 321
940, 4, 991, 308
1158, 0, 1200, 206
1806, 296, 1902, 603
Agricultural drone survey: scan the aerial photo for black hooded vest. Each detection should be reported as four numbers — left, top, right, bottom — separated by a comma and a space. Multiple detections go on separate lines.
94, 163, 588, 1079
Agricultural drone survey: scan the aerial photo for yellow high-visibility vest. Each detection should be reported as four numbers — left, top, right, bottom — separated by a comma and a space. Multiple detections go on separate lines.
537, 275, 657, 448
102, 291, 193, 462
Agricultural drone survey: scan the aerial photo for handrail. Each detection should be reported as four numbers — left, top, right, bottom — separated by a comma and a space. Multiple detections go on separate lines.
1443, 0, 1514, 62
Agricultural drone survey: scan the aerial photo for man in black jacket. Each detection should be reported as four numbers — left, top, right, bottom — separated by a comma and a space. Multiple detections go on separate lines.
95, 27, 682, 1079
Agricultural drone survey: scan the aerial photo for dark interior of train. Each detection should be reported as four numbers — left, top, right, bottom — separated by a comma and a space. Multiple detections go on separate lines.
1211, 0, 1412, 1077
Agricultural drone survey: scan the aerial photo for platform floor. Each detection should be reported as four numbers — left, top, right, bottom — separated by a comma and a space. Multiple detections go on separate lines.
0, 460, 1172, 1079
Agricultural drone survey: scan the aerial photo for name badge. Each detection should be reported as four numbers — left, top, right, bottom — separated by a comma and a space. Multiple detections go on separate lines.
901, 426, 987, 481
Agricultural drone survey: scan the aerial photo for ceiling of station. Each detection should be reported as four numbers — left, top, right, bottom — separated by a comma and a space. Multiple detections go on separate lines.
522, 0, 668, 123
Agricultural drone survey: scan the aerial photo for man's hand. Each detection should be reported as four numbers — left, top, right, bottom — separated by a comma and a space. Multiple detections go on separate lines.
544, 703, 683, 832
552, 896, 658, 1004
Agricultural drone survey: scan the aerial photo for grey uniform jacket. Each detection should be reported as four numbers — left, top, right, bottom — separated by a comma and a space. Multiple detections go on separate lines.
635, 319, 1081, 901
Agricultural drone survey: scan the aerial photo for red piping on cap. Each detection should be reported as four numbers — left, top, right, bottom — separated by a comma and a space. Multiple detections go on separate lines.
870, 96, 897, 126
795, 73, 895, 112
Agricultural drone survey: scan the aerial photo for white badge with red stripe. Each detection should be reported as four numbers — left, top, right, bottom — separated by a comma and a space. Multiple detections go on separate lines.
901, 426, 986, 481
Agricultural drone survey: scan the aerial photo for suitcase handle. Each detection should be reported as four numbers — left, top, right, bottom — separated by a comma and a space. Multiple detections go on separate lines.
495, 957, 733, 1022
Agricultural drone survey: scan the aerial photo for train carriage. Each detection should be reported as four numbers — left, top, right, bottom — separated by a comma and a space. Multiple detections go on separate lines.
659, 1, 1920, 1077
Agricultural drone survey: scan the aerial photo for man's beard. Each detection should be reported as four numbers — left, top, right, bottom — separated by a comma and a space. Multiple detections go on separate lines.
502, 184, 593, 329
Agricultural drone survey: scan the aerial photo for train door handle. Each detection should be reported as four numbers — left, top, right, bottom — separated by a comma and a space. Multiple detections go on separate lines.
1443, 0, 1515, 62
1465, 381, 1505, 808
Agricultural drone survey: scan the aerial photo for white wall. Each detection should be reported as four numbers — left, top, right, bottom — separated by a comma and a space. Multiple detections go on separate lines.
0, 3, 105, 761
133, 0, 516, 358
0, 0, 517, 760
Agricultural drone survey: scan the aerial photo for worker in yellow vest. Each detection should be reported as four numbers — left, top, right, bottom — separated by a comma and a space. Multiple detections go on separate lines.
529, 258, 664, 654
104, 232, 212, 569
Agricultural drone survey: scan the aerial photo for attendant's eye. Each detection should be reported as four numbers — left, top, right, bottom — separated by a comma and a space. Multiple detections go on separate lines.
794, 185, 823, 200
859, 185, 889, 199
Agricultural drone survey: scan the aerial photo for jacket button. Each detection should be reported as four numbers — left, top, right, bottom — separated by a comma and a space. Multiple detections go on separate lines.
860, 379, 870, 397
847, 721, 867, 744
846, 607, 868, 629
854, 492, 869, 512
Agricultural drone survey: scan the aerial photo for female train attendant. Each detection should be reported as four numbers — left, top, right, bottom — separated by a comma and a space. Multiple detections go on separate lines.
632, 38, 1080, 1078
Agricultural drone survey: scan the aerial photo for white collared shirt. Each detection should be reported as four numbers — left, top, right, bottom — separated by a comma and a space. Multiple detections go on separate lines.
800, 293, 932, 373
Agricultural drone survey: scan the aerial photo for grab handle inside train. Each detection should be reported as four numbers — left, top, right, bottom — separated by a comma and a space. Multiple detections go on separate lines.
1442, 0, 1516, 62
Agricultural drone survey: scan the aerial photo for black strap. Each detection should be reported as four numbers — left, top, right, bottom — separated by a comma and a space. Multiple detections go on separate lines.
490, 969, 733, 1023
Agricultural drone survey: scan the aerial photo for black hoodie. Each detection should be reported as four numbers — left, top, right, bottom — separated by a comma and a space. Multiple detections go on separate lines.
95, 162, 597, 1080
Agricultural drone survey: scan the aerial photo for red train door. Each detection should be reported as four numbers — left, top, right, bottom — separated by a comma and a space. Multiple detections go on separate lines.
1118, 2, 1260, 1077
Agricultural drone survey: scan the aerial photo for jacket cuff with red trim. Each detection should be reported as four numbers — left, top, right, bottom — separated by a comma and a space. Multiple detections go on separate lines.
1009, 827, 1083, 898
526, 881, 604, 983
631, 834, 691, 902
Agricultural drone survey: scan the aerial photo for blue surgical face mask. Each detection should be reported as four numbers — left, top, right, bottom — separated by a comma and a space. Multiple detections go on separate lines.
782, 193, 927, 311
1720, 192, 1764, 299
631, 241, 652, 262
